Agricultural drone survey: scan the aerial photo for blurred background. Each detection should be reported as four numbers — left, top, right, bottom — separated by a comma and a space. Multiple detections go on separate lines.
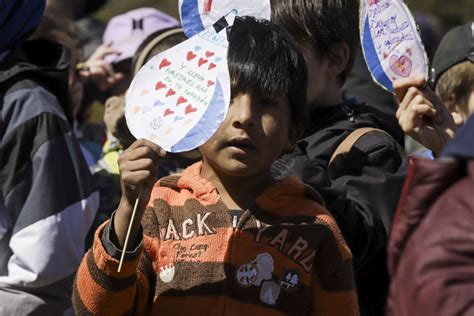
94, 0, 473, 29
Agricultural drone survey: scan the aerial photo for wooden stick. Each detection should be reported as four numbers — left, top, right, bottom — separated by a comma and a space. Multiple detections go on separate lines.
117, 189, 142, 273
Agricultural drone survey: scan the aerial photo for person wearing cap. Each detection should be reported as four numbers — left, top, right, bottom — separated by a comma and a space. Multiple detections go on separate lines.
81, 7, 180, 96
386, 22, 474, 316
394, 22, 474, 157
75, 7, 180, 157
0, 0, 99, 314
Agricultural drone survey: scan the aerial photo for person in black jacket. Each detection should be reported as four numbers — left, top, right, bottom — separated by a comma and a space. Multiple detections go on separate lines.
0, 1, 98, 314
270, 0, 408, 314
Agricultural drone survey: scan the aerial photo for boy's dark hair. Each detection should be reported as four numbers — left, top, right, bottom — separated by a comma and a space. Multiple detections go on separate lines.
270, 0, 359, 83
228, 16, 308, 137
132, 27, 188, 75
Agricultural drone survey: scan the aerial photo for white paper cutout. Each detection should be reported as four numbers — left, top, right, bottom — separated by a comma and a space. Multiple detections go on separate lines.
179, 0, 271, 38
125, 18, 233, 152
360, 0, 429, 93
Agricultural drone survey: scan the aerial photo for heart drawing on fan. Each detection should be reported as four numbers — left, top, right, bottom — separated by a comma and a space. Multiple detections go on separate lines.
159, 58, 171, 69
389, 55, 412, 78
185, 104, 197, 115
176, 96, 188, 106
186, 51, 196, 61
155, 81, 166, 90
166, 89, 176, 97
164, 108, 174, 117
205, 51, 215, 58
198, 58, 208, 67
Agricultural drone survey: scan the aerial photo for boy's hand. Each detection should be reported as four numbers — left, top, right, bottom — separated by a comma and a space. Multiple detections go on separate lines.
394, 74, 457, 156
114, 139, 166, 248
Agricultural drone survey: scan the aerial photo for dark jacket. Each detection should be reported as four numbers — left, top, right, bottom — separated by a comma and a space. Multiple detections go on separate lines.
388, 115, 474, 316
0, 39, 98, 315
272, 101, 407, 315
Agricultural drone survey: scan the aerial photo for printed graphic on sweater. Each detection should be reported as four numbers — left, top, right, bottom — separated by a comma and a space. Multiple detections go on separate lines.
161, 212, 216, 240
159, 263, 176, 283
279, 269, 301, 291
236, 253, 274, 287
236, 263, 258, 287
255, 220, 317, 272
260, 280, 281, 306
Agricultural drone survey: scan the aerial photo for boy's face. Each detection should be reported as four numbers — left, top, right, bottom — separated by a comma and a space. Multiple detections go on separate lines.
300, 43, 348, 107
199, 92, 294, 177
301, 45, 329, 105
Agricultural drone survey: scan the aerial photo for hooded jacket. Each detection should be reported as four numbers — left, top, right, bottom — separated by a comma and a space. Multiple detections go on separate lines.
387, 114, 474, 316
73, 162, 358, 315
272, 101, 407, 315
0, 39, 99, 314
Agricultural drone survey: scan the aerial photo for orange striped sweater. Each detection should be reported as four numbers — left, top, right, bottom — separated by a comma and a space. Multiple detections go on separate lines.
73, 162, 358, 315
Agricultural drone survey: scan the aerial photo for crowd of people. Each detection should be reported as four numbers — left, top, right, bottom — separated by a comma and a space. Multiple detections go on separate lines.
0, 0, 472, 315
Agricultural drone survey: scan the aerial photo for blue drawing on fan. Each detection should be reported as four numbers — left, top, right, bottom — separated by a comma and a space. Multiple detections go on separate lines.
362, 11, 393, 92
150, 117, 163, 130
174, 115, 184, 122
195, 46, 202, 51
215, 57, 222, 62
171, 80, 225, 152
181, 0, 205, 38
154, 100, 165, 108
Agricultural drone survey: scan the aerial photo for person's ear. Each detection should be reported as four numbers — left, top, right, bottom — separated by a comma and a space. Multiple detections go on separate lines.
326, 42, 350, 78
283, 125, 298, 153
445, 94, 467, 127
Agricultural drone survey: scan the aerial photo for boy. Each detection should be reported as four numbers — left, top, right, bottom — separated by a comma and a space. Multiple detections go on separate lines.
270, 0, 407, 314
395, 22, 474, 157
73, 17, 358, 315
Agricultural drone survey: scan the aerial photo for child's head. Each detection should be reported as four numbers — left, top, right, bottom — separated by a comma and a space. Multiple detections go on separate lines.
132, 27, 188, 75
270, 0, 359, 105
199, 16, 307, 177
432, 22, 474, 126
228, 16, 308, 137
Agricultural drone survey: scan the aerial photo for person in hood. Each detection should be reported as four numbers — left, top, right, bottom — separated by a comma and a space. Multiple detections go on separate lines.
387, 113, 474, 315
270, 0, 408, 314
73, 17, 358, 315
0, 1, 99, 314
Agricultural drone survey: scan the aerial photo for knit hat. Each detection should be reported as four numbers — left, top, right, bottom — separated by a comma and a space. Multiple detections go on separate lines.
0, 0, 46, 54
430, 22, 474, 87
102, 7, 179, 64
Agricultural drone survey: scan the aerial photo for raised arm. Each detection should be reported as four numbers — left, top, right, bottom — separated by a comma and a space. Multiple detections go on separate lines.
394, 74, 457, 156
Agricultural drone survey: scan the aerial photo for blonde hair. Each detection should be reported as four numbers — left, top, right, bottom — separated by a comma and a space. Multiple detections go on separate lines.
435, 61, 474, 115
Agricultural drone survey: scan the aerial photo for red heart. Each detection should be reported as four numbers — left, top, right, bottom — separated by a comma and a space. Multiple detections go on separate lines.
166, 89, 176, 97
208, 63, 216, 70
176, 96, 188, 106
185, 104, 197, 115
186, 51, 196, 61
164, 108, 174, 117
205, 51, 215, 58
207, 80, 215, 87
198, 58, 208, 67
155, 81, 166, 90
159, 58, 171, 69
